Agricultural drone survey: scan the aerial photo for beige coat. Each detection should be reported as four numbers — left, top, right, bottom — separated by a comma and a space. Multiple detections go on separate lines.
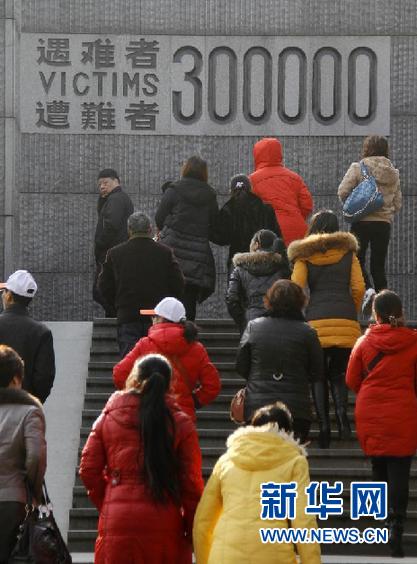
337, 156, 401, 222
0, 388, 46, 503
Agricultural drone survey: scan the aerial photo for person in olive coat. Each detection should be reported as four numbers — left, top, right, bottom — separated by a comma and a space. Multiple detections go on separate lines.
236, 279, 328, 446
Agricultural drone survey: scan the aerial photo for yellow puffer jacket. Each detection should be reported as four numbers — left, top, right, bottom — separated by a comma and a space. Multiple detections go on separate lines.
288, 231, 365, 348
193, 425, 320, 564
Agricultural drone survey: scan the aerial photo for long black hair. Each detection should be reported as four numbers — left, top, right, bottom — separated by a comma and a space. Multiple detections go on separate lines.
127, 354, 180, 503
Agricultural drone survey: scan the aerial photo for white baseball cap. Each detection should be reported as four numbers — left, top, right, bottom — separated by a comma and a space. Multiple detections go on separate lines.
140, 297, 186, 323
0, 270, 38, 298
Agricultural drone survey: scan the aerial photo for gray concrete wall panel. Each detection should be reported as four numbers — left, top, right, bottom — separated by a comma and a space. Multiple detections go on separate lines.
20, 1, 417, 36
4, 0, 416, 319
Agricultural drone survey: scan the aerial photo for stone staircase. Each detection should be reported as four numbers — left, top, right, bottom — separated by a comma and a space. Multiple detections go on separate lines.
68, 318, 417, 560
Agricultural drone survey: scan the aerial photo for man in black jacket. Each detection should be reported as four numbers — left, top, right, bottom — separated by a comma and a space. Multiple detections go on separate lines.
93, 168, 134, 316
0, 270, 55, 403
98, 212, 185, 357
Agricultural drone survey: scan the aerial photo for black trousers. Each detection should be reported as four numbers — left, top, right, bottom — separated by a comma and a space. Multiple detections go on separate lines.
117, 317, 152, 359
371, 456, 413, 519
350, 221, 391, 291
323, 347, 351, 380
93, 260, 116, 317
182, 283, 200, 321
293, 418, 311, 444
0, 501, 26, 563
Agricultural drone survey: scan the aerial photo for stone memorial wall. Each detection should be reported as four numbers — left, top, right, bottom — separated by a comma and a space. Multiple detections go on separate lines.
0, 1, 416, 320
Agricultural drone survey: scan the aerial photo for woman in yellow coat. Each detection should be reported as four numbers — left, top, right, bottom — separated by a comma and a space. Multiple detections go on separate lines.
193, 402, 320, 564
287, 210, 365, 447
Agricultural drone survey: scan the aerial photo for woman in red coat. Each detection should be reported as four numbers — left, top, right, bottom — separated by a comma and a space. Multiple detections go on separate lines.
346, 290, 417, 558
113, 297, 221, 421
250, 137, 313, 246
80, 354, 204, 564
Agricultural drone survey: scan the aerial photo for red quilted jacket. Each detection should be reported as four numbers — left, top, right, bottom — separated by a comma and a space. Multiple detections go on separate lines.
250, 138, 313, 246
113, 322, 221, 421
346, 324, 417, 456
79, 391, 204, 564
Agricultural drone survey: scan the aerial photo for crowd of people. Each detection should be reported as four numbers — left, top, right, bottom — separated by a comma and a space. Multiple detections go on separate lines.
0, 134, 416, 563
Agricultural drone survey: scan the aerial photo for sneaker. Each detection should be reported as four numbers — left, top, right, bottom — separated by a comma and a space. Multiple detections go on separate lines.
362, 288, 376, 316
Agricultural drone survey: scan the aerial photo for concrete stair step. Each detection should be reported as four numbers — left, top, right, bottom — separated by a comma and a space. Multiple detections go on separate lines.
68, 318, 417, 557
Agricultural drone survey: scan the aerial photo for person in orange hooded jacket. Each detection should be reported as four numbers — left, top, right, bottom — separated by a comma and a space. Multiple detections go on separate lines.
250, 137, 313, 246
113, 297, 221, 421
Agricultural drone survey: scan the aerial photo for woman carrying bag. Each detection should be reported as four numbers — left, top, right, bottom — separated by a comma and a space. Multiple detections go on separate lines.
346, 290, 417, 558
235, 279, 327, 444
338, 135, 401, 313
0, 345, 46, 563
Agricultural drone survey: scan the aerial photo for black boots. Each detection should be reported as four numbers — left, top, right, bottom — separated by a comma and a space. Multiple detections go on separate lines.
387, 515, 405, 558
312, 380, 330, 448
329, 374, 352, 440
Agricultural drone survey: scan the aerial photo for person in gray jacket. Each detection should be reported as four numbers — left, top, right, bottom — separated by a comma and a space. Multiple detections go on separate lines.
0, 345, 47, 562
226, 229, 290, 333
236, 279, 328, 446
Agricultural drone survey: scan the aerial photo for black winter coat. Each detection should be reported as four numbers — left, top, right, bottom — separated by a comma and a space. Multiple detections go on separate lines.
0, 305, 55, 403
94, 186, 134, 263
98, 236, 185, 324
155, 178, 219, 302
211, 191, 282, 268
236, 316, 323, 422
226, 250, 290, 332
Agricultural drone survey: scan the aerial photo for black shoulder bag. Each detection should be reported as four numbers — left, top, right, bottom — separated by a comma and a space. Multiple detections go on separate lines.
8, 481, 72, 564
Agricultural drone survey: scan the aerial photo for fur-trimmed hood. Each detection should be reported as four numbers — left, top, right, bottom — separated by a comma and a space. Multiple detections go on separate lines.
287, 231, 358, 263
225, 423, 307, 472
232, 250, 284, 276
0, 387, 42, 408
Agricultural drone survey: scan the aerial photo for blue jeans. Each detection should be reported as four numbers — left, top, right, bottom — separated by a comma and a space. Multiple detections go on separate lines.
117, 318, 152, 359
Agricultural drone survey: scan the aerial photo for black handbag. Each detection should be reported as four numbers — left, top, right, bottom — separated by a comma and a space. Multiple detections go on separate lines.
8, 482, 72, 564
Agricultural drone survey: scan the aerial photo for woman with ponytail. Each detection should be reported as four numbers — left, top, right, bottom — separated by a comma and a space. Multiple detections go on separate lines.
113, 297, 221, 421
80, 354, 204, 564
346, 290, 417, 558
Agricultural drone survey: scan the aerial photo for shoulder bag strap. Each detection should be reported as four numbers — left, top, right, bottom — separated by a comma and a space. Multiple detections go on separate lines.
363, 351, 385, 380
359, 160, 370, 179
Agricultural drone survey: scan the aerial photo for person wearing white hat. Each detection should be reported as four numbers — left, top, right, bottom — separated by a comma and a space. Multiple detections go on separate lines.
113, 297, 221, 421
0, 270, 55, 403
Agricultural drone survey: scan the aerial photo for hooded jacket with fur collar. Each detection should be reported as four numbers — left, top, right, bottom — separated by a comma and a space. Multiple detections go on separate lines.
193, 423, 320, 564
0, 388, 46, 503
226, 250, 290, 331
337, 156, 401, 222
288, 232, 365, 348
